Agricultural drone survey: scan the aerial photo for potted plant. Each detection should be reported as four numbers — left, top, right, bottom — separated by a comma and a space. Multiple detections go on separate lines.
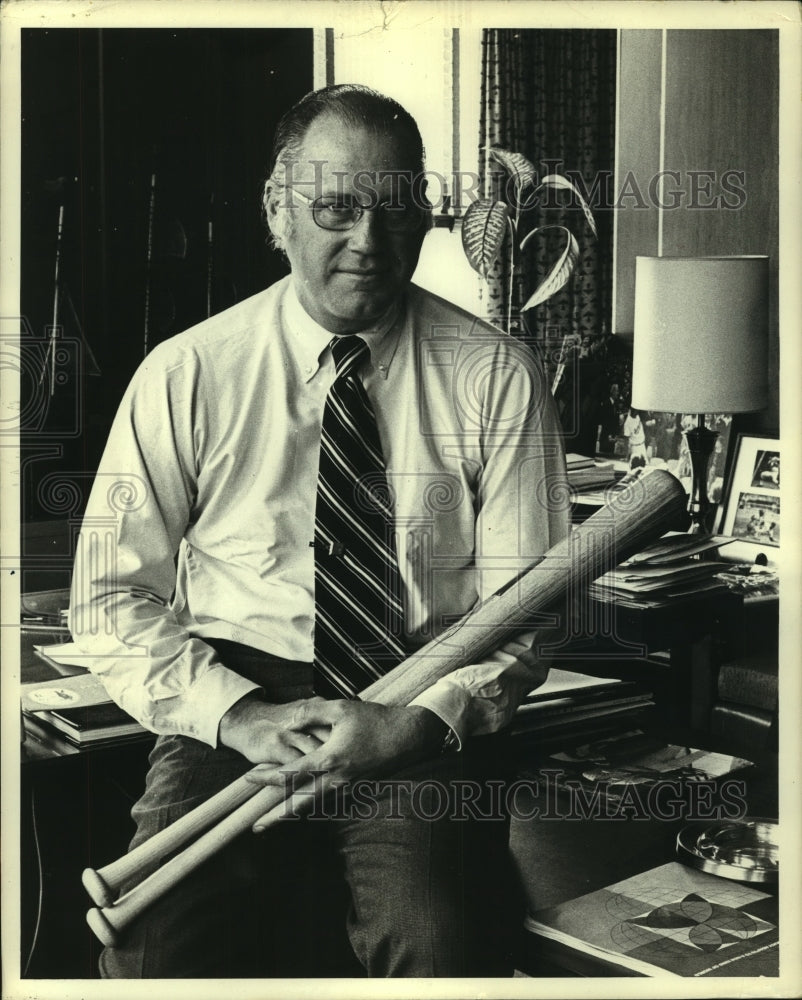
461, 148, 597, 333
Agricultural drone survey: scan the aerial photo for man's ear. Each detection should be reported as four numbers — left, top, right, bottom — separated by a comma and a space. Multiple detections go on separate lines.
414, 176, 434, 232
263, 183, 287, 249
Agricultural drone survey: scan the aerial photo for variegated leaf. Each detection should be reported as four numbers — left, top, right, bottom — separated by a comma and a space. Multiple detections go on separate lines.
519, 225, 580, 310
487, 148, 538, 200
539, 173, 597, 238
460, 198, 510, 276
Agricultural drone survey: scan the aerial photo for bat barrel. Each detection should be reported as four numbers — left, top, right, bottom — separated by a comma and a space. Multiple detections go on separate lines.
364, 469, 687, 707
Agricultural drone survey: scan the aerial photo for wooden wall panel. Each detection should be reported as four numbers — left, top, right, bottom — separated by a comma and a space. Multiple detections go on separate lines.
662, 30, 779, 431
662, 30, 778, 260
614, 28, 779, 431
612, 29, 662, 337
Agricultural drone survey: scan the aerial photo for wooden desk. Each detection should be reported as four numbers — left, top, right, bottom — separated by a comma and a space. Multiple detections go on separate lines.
550, 588, 744, 731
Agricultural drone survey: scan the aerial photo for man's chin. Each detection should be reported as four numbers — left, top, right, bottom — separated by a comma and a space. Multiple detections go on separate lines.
330, 291, 399, 332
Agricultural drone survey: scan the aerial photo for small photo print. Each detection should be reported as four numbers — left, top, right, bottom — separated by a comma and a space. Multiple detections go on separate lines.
732, 491, 780, 547
751, 450, 780, 490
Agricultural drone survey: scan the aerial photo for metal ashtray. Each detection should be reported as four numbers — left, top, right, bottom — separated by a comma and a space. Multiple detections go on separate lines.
676, 818, 779, 883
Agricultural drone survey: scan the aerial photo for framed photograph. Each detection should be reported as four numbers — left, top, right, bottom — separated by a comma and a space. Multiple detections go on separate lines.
720, 433, 781, 565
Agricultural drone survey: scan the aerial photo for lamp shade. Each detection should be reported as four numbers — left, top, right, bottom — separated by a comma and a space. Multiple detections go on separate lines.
631, 256, 769, 413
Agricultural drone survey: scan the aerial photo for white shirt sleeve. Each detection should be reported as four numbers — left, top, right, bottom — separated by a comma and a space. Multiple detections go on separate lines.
69, 345, 261, 747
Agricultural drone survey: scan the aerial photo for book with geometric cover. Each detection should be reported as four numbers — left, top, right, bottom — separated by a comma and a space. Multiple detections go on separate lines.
525, 862, 778, 978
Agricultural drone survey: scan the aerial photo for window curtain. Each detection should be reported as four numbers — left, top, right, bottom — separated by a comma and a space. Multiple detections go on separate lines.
479, 29, 616, 344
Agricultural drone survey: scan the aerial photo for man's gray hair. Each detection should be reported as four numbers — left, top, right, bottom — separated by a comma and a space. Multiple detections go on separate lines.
262, 83, 428, 251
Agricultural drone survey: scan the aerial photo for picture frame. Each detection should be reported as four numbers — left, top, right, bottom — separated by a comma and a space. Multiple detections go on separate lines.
719, 433, 781, 566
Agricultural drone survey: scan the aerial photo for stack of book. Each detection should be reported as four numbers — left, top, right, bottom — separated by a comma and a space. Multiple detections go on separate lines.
566, 454, 626, 522
511, 668, 654, 741
22, 651, 148, 747
566, 453, 619, 492
589, 532, 735, 604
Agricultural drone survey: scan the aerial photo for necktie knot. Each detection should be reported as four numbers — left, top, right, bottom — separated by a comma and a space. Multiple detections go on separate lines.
331, 336, 369, 380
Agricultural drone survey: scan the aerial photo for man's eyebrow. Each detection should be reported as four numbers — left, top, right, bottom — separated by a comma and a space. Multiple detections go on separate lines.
314, 190, 414, 207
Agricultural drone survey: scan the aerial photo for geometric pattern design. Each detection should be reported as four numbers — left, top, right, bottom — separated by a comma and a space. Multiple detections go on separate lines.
529, 863, 778, 978
619, 893, 774, 954
313, 335, 406, 699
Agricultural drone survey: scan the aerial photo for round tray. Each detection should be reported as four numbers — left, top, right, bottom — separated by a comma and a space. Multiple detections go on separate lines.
676, 817, 779, 884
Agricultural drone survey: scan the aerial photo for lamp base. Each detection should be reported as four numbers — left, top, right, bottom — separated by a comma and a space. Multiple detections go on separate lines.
684, 419, 719, 536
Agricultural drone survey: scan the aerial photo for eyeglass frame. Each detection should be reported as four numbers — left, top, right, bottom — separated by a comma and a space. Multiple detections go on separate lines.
286, 186, 430, 234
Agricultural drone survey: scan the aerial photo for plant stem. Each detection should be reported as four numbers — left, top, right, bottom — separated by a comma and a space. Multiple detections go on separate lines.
506, 216, 516, 333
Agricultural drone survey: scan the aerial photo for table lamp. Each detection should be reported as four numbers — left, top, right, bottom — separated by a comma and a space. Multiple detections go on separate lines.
631, 255, 769, 534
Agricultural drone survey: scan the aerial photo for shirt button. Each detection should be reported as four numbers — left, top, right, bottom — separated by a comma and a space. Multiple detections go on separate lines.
378, 364, 387, 375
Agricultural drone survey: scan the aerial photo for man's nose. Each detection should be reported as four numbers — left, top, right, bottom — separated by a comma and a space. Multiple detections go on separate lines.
347, 208, 384, 252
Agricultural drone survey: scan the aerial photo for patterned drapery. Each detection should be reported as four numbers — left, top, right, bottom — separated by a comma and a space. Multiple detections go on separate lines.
479, 29, 616, 345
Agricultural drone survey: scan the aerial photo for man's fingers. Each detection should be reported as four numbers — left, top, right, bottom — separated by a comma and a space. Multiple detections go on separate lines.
287, 730, 324, 755
290, 697, 347, 730
246, 741, 327, 786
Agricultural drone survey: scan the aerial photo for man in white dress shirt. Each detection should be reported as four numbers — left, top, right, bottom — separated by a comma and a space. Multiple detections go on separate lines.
71, 84, 568, 978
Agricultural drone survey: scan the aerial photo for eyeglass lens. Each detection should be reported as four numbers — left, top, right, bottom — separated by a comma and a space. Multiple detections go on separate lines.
312, 197, 422, 233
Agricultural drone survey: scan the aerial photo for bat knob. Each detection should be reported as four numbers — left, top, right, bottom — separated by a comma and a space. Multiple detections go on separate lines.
86, 906, 120, 948
82, 867, 116, 907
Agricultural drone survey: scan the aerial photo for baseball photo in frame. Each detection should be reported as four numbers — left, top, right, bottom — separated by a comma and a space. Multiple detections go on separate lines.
720, 433, 781, 565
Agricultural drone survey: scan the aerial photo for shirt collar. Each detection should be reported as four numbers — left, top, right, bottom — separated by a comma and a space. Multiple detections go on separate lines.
284, 277, 405, 382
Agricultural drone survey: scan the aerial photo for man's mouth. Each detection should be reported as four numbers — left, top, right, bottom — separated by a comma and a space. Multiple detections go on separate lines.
337, 269, 391, 289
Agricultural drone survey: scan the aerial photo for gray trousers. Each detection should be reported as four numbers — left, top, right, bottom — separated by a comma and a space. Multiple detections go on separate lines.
101, 641, 521, 978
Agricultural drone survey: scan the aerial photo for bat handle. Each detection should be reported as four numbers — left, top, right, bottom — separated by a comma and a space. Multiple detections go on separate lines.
85, 782, 288, 946
81, 772, 258, 906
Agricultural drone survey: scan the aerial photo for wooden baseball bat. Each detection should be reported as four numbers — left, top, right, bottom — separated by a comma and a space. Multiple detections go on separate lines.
85, 470, 686, 945
82, 728, 327, 908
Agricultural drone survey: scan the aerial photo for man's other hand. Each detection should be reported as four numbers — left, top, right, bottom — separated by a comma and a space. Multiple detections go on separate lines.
243, 700, 450, 827
218, 691, 329, 765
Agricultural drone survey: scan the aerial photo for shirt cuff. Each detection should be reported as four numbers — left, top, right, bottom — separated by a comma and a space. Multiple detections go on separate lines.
408, 678, 473, 751
179, 666, 264, 747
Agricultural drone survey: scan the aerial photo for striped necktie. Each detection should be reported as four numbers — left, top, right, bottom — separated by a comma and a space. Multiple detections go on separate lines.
313, 335, 406, 698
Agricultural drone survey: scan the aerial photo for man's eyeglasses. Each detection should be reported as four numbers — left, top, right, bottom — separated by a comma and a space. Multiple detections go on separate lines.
288, 187, 426, 234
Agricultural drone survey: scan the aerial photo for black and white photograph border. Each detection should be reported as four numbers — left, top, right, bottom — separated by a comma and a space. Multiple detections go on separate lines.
720, 434, 784, 567
1, 2, 801, 1000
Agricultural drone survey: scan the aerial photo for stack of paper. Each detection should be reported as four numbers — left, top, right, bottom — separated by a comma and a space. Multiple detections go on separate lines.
525, 727, 753, 808
590, 532, 735, 601
512, 669, 654, 737
566, 454, 620, 492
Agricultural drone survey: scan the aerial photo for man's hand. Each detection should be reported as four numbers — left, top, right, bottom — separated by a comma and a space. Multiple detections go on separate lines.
218, 691, 329, 765
243, 700, 450, 829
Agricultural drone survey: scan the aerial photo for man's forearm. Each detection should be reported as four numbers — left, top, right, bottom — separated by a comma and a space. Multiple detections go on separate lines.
69, 579, 259, 745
